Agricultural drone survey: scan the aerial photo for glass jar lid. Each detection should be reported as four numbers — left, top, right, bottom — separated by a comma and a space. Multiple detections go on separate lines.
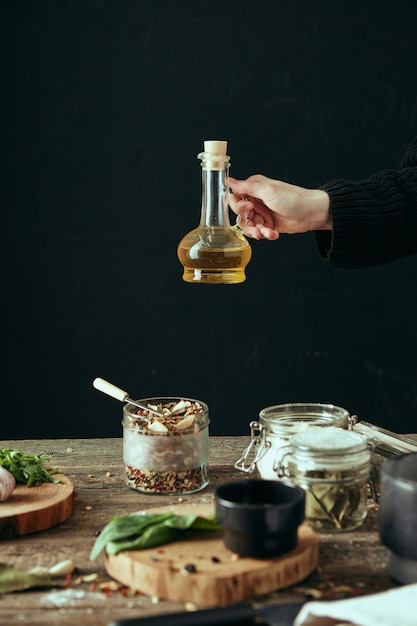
291, 426, 368, 455
259, 403, 350, 436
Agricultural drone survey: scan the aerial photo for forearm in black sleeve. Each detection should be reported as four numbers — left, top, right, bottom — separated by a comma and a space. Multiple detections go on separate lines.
315, 137, 417, 268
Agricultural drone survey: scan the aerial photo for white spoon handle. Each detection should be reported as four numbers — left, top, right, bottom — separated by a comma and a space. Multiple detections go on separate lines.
92, 377, 164, 417
93, 377, 128, 402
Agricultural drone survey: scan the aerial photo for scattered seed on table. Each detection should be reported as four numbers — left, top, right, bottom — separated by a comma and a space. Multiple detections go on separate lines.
182, 563, 197, 574
82, 573, 98, 583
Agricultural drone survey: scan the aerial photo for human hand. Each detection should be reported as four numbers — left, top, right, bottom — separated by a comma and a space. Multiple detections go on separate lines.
228, 175, 331, 240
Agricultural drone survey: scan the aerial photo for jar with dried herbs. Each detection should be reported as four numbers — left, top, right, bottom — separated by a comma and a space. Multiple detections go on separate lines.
122, 397, 209, 494
279, 427, 371, 532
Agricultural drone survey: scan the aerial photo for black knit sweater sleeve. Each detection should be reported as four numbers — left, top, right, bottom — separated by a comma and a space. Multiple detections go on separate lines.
314, 136, 417, 268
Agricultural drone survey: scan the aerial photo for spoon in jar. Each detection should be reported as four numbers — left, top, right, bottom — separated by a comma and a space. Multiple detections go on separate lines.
92, 378, 165, 417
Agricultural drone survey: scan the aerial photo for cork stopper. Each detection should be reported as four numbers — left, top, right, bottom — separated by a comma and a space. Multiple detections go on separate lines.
199, 140, 229, 170
204, 140, 227, 155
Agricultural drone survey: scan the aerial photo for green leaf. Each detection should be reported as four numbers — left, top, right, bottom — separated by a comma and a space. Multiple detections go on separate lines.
0, 449, 61, 486
106, 523, 180, 555
89, 513, 174, 560
0, 563, 58, 594
187, 515, 221, 531
165, 514, 221, 531
164, 514, 199, 529
90, 512, 221, 560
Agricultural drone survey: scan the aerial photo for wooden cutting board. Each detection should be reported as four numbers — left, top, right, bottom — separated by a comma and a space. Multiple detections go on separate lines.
105, 502, 319, 606
0, 474, 74, 539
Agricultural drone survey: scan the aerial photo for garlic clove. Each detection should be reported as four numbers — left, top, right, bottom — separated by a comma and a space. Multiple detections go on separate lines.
148, 420, 168, 434
0, 466, 16, 502
169, 400, 191, 416
48, 559, 75, 577
176, 415, 195, 430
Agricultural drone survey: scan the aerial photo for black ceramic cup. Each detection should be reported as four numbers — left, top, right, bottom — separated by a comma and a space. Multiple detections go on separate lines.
379, 452, 417, 583
215, 479, 305, 559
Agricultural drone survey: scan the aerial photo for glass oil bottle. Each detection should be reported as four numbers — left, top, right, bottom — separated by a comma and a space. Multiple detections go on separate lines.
177, 140, 252, 284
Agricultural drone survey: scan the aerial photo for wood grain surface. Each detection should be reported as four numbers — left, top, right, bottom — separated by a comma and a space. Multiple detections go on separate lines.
105, 502, 319, 606
0, 436, 410, 626
0, 474, 74, 538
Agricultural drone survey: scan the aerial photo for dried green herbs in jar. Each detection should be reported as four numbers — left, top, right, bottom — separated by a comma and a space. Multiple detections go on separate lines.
281, 427, 371, 532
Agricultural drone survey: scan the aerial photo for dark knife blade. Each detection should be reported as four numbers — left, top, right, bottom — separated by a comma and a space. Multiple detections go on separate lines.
108, 600, 305, 626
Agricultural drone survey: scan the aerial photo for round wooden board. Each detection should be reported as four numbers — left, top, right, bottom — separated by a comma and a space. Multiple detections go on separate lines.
0, 474, 74, 539
105, 502, 319, 607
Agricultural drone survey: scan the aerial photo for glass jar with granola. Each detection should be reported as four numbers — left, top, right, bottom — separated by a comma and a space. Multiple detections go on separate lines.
122, 397, 209, 494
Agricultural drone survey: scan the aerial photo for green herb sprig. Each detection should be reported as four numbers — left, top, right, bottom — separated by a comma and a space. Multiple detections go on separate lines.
0, 449, 61, 487
90, 512, 221, 560
0, 563, 58, 594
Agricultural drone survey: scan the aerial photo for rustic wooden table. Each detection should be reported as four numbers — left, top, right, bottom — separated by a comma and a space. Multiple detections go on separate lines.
0, 436, 407, 625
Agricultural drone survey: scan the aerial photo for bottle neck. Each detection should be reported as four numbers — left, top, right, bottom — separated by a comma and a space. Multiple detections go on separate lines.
198, 152, 230, 227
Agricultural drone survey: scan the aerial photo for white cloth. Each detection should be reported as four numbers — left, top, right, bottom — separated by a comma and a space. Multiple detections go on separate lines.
294, 583, 417, 626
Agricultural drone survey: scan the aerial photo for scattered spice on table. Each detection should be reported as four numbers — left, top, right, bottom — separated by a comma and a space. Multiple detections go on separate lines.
181, 563, 197, 574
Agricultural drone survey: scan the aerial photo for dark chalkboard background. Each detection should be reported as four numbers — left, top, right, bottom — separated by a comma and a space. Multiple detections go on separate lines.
3, 0, 417, 439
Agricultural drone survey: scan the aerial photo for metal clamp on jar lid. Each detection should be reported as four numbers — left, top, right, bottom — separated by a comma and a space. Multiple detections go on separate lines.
235, 403, 350, 479
234, 420, 269, 474
350, 416, 417, 457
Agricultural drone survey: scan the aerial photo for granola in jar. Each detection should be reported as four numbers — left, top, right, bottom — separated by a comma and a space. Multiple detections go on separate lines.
122, 397, 209, 494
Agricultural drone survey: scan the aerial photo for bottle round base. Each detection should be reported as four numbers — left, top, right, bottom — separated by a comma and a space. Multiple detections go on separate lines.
182, 268, 247, 284
388, 550, 417, 584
